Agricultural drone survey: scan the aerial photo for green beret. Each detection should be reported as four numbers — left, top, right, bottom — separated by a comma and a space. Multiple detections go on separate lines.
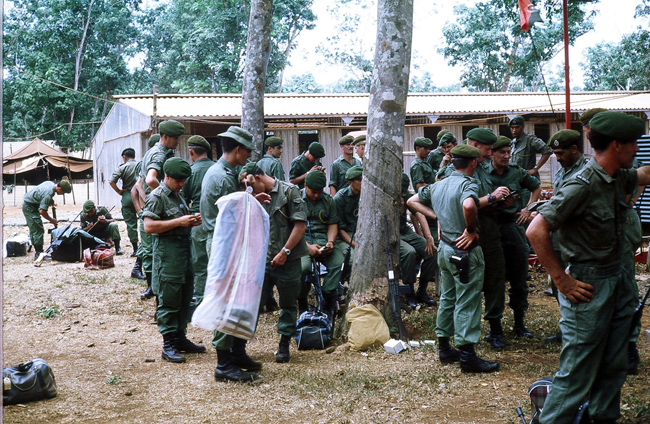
493, 136, 512, 151
305, 170, 327, 191
187, 135, 211, 150
548, 130, 581, 149
264, 136, 284, 147
58, 179, 72, 194
345, 165, 363, 180
121, 147, 136, 157
437, 130, 450, 142
466, 128, 497, 145
589, 112, 645, 141
579, 108, 608, 125
218, 126, 257, 152
158, 120, 185, 137
451, 145, 481, 159
439, 132, 456, 146
352, 135, 366, 146
339, 135, 354, 145
509, 116, 525, 127
163, 157, 192, 180
239, 161, 258, 179
83, 200, 95, 213
414, 137, 434, 148
401, 173, 411, 194
308, 142, 326, 158
148, 134, 160, 147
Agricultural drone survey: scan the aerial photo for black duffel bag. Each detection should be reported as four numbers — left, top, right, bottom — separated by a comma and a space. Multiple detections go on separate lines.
296, 311, 332, 350
3, 359, 58, 405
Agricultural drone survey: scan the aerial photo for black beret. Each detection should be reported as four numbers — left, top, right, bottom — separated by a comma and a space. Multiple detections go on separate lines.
121, 148, 136, 157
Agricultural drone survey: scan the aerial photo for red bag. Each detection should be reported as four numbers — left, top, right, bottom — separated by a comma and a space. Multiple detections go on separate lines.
83, 247, 115, 269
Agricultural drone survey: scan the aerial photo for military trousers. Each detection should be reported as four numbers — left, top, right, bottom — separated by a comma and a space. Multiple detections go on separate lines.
22, 203, 45, 247
136, 212, 153, 274
191, 224, 210, 304
540, 262, 636, 424
334, 239, 355, 283
121, 191, 138, 246
399, 230, 437, 291
261, 259, 302, 337
436, 241, 484, 346
89, 222, 121, 242
498, 221, 529, 312
152, 236, 194, 336
478, 215, 506, 321
624, 208, 642, 342
300, 233, 345, 296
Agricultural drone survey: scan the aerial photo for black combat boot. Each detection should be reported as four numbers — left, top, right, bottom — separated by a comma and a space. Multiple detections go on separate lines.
161, 333, 186, 363
140, 272, 154, 300
438, 337, 460, 364
513, 310, 534, 338
484, 318, 506, 351
545, 332, 562, 344
175, 332, 206, 354
131, 257, 146, 280
416, 280, 437, 307
458, 344, 499, 373
403, 284, 420, 309
232, 337, 262, 371
275, 335, 291, 363
131, 242, 138, 257
628, 342, 640, 376
214, 349, 259, 383
322, 292, 338, 325
115, 240, 123, 255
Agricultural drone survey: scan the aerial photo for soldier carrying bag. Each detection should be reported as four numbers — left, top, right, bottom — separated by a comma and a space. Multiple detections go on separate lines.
3, 359, 58, 405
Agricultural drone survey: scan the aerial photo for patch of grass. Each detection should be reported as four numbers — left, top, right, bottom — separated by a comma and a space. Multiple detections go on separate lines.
75, 274, 110, 285
405, 311, 438, 339
107, 375, 123, 385
36, 304, 62, 319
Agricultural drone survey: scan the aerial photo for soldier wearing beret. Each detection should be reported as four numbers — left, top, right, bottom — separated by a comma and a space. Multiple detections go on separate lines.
181, 135, 215, 305
487, 136, 542, 340
289, 142, 326, 189
22, 179, 72, 260
579, 108, 608, 130
109, 148, 140, 258
334, 165, 363, 272
298, 170, 344, 320
427, 132, 457, 173
509, 116, 552, 206
329, 135, 361, 196
528, 111, 650, 423
353, 135, 366, 164
408, 145, 499, 373
143, 157, 204, 364
257, 136, 286, 181
80, 200, 122, 254
241, 162, 309, 364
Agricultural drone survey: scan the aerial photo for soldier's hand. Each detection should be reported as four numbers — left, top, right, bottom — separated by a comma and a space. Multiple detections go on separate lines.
516, 209, 532, 225
98, 215, 107, 223
254, 193, 271, 204
493, 186, 510, 201
527, 169, 537, 176
308, 243, 322, 257
191, 214, 202, 226
50, 219, 58, 227
424, 234, 437, 256
177, 215, 196, 227
455, 229, 478, 250
556, 272, 594, 304
271, 250, 288, 267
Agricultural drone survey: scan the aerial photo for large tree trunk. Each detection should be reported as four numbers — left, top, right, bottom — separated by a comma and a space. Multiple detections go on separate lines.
241, 0, 273, 160
340, 0, 413, 335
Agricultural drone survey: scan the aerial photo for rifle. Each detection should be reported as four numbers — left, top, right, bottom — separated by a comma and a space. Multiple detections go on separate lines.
85, 205, 116, 233
630, 283, 650, 338
384, 214, 409, 341
48, 203, 57, 234
305, 220, 325, 312
34, 209, 84, 267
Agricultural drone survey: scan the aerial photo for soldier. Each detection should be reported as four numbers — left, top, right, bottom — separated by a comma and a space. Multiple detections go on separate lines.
334, 165, 363, 269
410, 137, 435, 190
527, 112, 649, 424
353, 135, 366, 164
200, 126, 260, 383
242, 162, 309, 364
289, 142, 326, 189
80, 200, 122, 254
329, 135, 361, 196
408, 145, 499, 373
298, 170, 344, 318
109, 148, 139, 255
488, 136, 542, 339
137, 121, 185, 300
182, 135, 215, 305
426, 131, 457, 173
257, 136, 286, 181
143, 157, 204, 363
22, 179, 72, 259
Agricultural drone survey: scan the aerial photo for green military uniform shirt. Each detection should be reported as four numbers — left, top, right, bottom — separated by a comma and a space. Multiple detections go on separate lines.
487, 162, 541, 215
80, 206, 114, 230
334, 186, 360, 237
142, 184, 192, 237
410, 157, 436, 187
510, 132, 552, 174
289, 152, 322, 189
426, 148, 446, 172
263, 179, 309, 263
199, 158, 239, 233
183, 157, 215, 213
140, 143, 174, 194
257, 154, 286, 181
110, 159, 139, 191
301, 188, 339, 235
329, 156, 360, 192
553, 155, 587, 191
23, 181, 56, 211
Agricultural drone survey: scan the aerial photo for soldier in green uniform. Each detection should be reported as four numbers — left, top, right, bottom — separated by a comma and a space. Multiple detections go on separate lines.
109, 148, 139, 255
257, 136, 286, 181
410, 137, 435, 190
527, 112, 650, 424
334, 165, 363, 274
408, 145, 499, 373
137, 121, 185, 300
488, 136, 542, 339
509, 115, 552, 205
143, 157, 204, 363
289, 142, 326, 189
242, 162, 309, 364
200, 126, 261, 383
22, 179, 72, 259
182, 135, 215, 305
329, 135, 360, 196
80, 200, 122, 254
353, 135, 366, 165
426, 132, 456, 173
298, 170, 343, 318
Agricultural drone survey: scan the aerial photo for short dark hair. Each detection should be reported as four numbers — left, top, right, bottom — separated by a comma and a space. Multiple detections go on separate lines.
122, 148, 136, 158
451, 157, 474, 170
587, 130, 616, 153
189, 145, 207, 156
250, 166, 265, 176
221, 137, 241, 154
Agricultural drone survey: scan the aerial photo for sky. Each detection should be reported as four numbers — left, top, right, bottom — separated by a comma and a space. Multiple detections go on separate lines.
284, 0, 647, 89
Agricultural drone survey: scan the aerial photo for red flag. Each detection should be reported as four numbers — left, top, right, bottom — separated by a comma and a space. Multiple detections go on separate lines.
518, 0, 543, 31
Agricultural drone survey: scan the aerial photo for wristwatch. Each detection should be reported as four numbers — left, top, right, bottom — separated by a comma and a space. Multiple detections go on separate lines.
282, 247, 291, 255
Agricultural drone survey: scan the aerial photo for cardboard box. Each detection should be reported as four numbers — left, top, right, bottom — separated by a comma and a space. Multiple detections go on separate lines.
384, 339, 408, 354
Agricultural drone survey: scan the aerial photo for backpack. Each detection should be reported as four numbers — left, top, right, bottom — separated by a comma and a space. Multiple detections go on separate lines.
529, 377, 591, 424
83, 247, 115, 269
296, 310, 331, 350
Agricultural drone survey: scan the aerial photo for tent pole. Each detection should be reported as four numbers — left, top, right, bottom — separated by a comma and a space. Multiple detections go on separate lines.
66, 153, 76, 205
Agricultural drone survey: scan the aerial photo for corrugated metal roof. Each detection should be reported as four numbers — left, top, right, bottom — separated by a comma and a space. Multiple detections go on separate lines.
112, 91, 650, 119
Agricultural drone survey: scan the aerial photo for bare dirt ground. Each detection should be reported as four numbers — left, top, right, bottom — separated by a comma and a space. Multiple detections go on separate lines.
3, 204, 650, 424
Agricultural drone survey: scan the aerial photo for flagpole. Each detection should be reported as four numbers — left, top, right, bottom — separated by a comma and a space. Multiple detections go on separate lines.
563, 0, 571, 129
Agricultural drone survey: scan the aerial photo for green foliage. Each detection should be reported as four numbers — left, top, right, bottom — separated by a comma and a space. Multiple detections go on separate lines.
440, 0, 596, 92
107, 375, 123, 385
281, 73, 323, 93
36, 304, 62, 319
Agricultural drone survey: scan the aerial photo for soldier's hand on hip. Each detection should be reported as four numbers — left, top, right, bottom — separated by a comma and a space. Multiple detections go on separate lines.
556, 272, 594, 304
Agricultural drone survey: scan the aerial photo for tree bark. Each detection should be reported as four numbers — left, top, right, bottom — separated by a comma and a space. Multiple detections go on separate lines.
241, 0, 273, 159
339, 0, 413, 335
68, 0, 96, 132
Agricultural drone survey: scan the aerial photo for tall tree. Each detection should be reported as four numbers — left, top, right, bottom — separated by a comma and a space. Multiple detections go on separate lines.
440, 0, 596, 92
344, 0, 413, 330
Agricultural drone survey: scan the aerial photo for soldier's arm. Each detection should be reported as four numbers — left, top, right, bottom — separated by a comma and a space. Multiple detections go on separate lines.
636, 165, 650, 187
39, 208, 57, 225
516, 184, 542, 225
528, 153, 551, 176
455, 197, 478, 249
131, 178, 146, 213
145, 168, 160, 191
109, 181, 124, 195
406, 193, 436, 220
143, 215, 199, 234
271, 220, 307, 267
